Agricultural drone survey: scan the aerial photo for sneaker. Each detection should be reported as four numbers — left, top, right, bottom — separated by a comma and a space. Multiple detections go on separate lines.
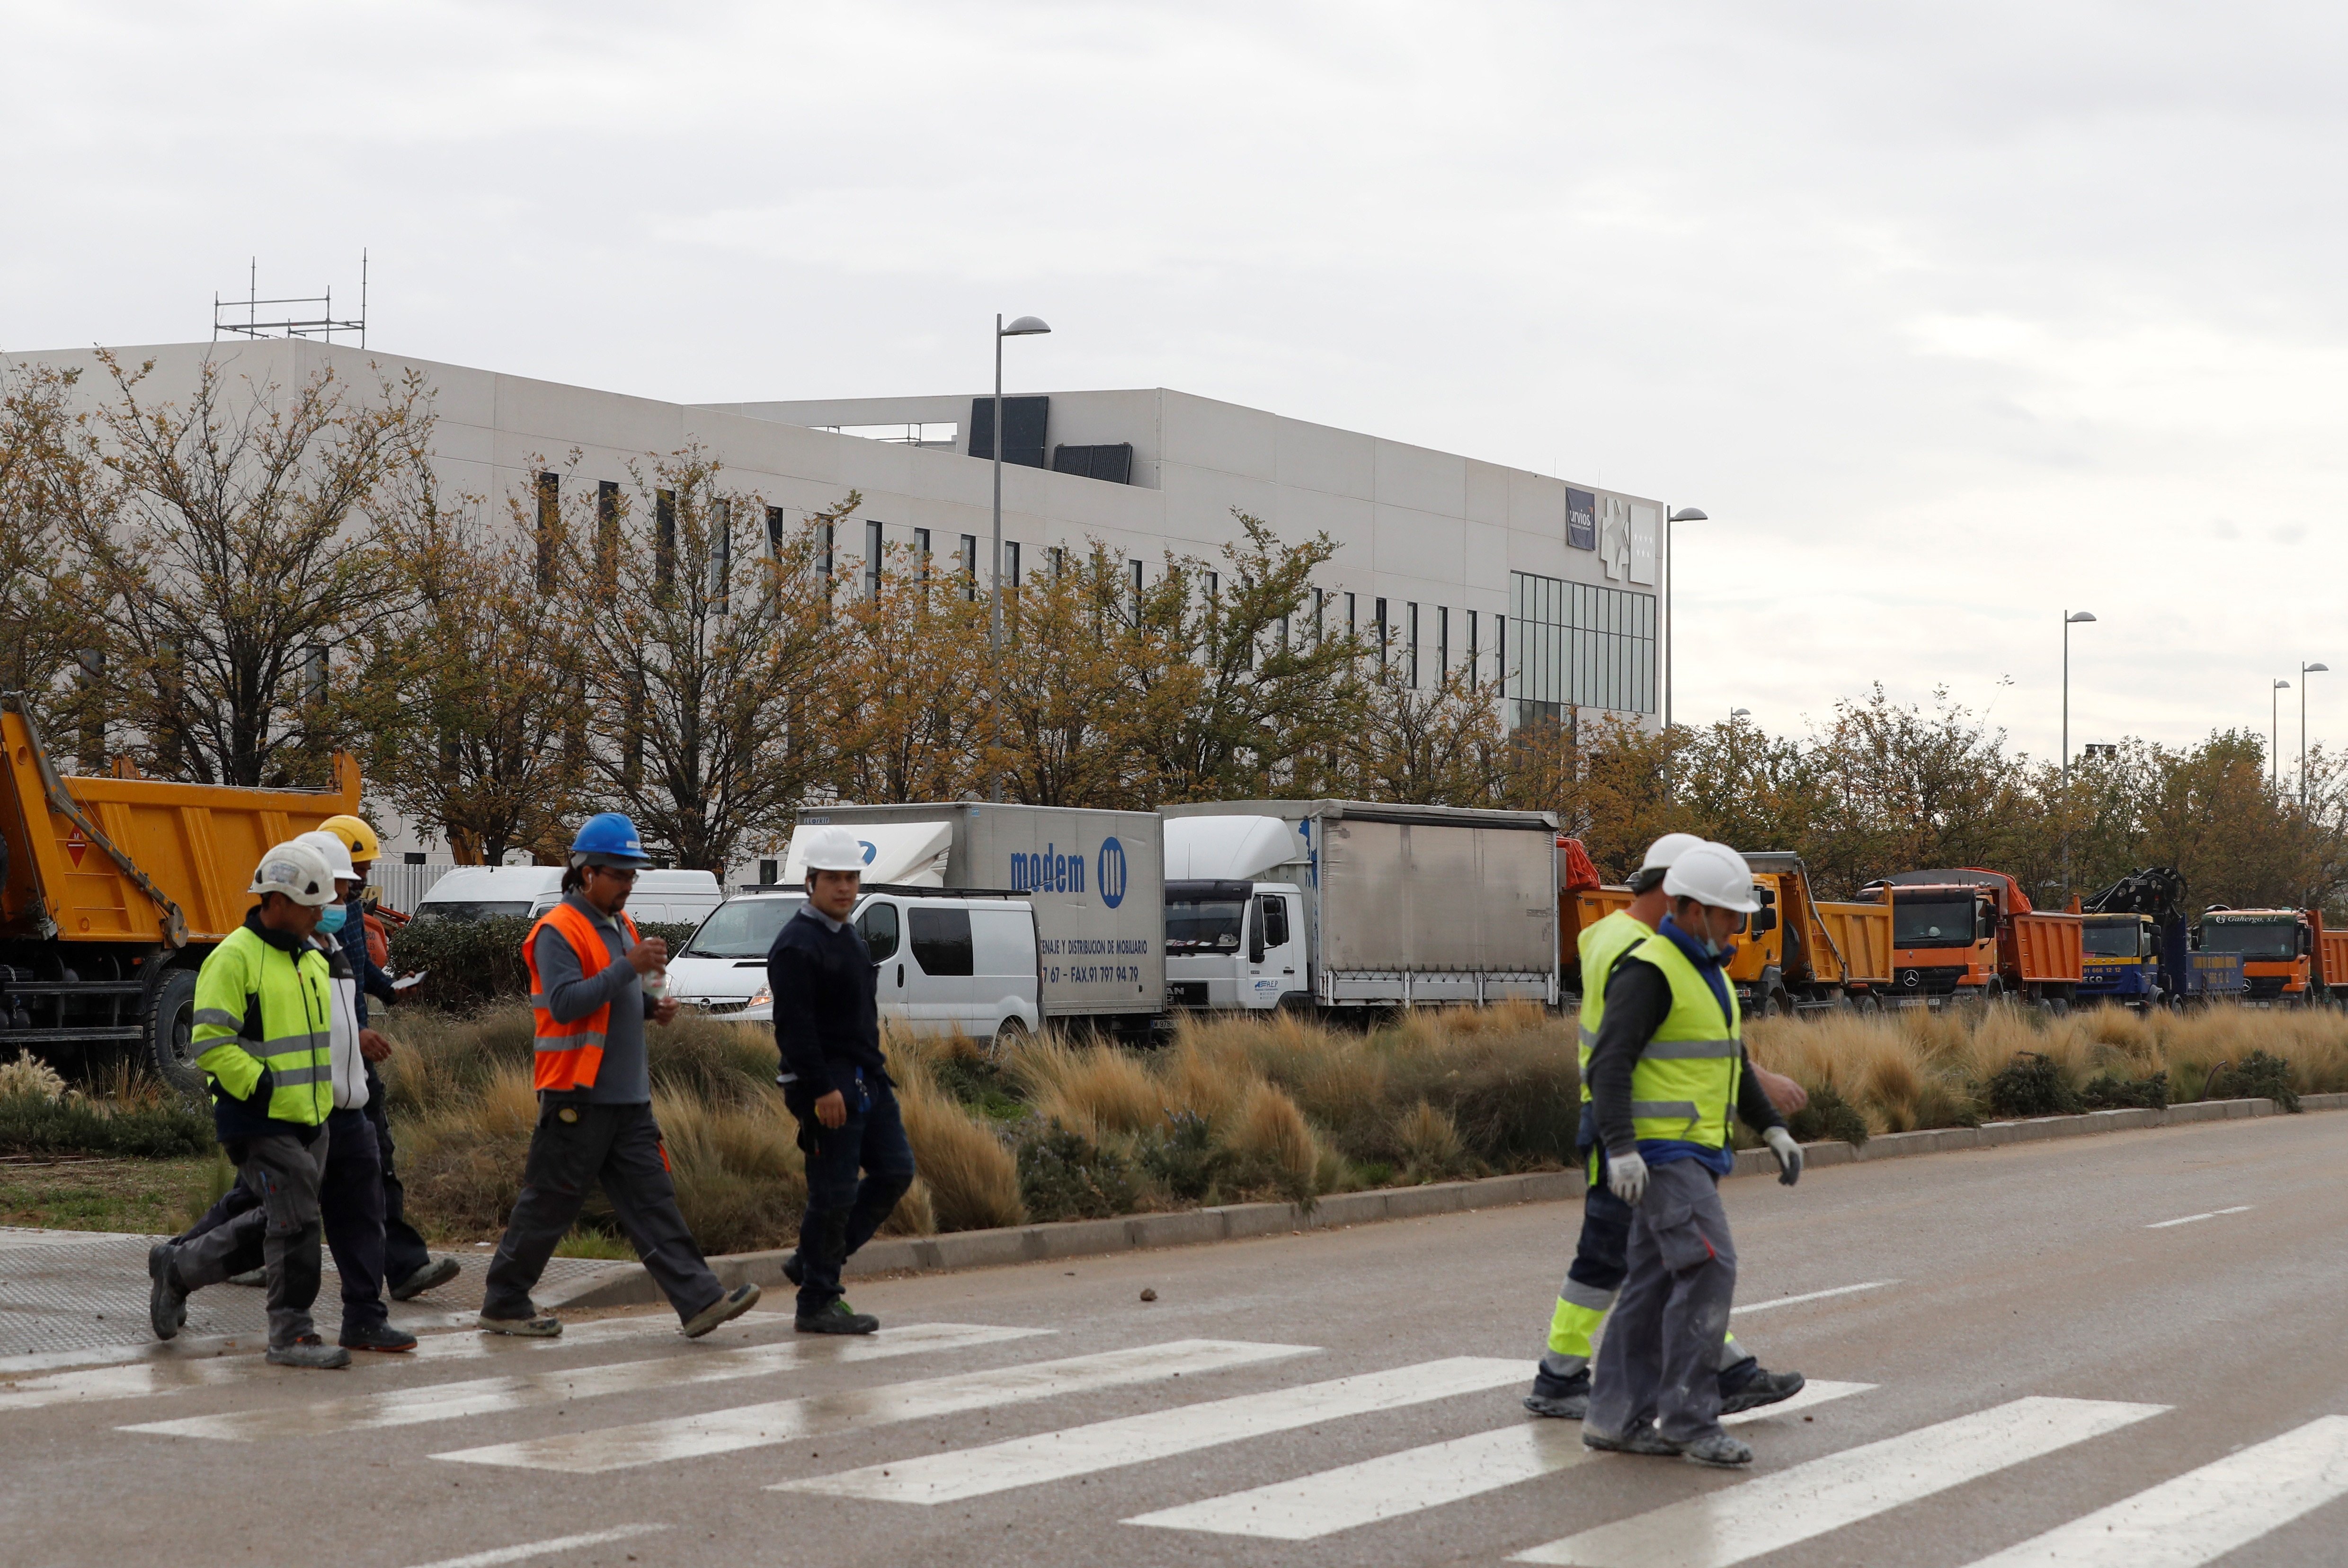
338, 1319, 418, 1353
389, 1256, 462, 1301
1523, 1364, 1591, 1420
795, 1299, 880, 1336
1581, 1422, 1683, 1457
266, 1335, 352, 1369
1718, 1356, 1806, 1414
227, 1268, 266, 1288
478, 1310, 562, 1338
1682, 1432, 1754, 1468
681, 1283, 762, 1340
781, 1251, 804, 1288
147, 1243, 187, 1341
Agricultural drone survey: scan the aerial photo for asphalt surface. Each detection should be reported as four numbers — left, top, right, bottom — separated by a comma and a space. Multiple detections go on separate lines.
1, 1111, 2343, 1568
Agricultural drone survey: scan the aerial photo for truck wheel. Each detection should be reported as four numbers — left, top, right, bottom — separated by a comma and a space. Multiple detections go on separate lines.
146, 968, 207, 1105
987, 1016, 1030, 1059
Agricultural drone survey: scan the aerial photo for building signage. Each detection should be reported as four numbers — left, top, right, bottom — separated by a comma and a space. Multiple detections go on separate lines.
1566, 489, 1597, 551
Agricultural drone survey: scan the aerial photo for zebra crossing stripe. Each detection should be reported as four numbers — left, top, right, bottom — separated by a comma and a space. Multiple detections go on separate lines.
396, 1523, 668, 1568
431, 1337, 1311, 1473
119, 1321, 1045, 1441
1127, 1381, 1876, 1540
0, 1312, 737, 1414
1958, 1415, 2348, 1567
1512, 1396, 2169, 1568
774, 1355, 1527, 1506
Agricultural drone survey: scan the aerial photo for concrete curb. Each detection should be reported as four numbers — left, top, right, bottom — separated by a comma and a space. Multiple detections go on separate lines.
543, 1092, 2347, 1311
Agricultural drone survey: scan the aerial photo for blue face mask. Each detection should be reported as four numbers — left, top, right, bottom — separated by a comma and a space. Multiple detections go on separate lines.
315, 903, 348, 935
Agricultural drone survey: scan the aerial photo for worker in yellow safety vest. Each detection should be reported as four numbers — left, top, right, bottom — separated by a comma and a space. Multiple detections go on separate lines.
1526, 833, 1809, 1420
147, 839, 351, 1368
1580, 841, 1806, 1468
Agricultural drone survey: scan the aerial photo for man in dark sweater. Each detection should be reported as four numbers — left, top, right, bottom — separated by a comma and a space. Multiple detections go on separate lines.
767, 825, 916, 1334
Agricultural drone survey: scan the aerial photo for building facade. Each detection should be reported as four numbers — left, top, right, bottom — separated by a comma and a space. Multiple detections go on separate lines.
19, 339, 1671, 879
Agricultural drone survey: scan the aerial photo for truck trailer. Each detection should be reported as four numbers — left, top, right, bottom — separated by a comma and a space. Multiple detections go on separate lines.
1160, 800, 1559, 1012
793, 801, 1165, 1031
0, 695, 363, 1096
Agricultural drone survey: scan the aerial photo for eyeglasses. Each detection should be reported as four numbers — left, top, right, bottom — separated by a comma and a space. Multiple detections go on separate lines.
590, 866, 640, 883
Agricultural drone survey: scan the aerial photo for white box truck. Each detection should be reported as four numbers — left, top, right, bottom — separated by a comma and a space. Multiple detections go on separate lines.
793, 802, 1165, 1031
1160, 800, 1559, 1011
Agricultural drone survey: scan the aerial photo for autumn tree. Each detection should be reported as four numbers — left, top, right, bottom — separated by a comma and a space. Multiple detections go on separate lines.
986, 544, 1154, 808
829, 542, 992, 803
1347, 660, 1508, 805
0, 361, 105, 738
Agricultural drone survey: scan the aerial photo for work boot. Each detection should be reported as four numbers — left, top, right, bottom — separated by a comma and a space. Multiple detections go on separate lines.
1522, 1364, 1590, 1420
1582, 1422, 1682, 1457
338, 1319, 418, 1354
227, 1268, 266, 1288
681, 1283, 762, 1340
147, 1243, 187, 1341
266, 1335, 353, 1370
1718, 1356, 1805, 1414
796, 1299, 880, 1336
390, 1256, 462, 1301
478, 1310, 562, 1338
781, 1252, 804, 1288
1681, 1432, 1754, 1468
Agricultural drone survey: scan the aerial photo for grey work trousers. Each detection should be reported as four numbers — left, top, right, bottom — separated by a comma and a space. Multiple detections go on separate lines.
1587, 1157, 1739, 1445
175, 1129, 329, 1348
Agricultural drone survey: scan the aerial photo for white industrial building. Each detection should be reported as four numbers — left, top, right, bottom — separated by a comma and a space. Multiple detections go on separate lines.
16, 339, 1670, 884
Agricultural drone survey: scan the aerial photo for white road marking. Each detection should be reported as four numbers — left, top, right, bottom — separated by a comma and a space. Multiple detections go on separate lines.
1512, 1396, 2169, 1568
779, 1355, 1527, 1505
432, 1338, 1312, 1474
1959, 1415, 2348, 1566
397, 1523, 667, 1568
2144, 1205, 2253, 1229
0, 1312, 709, 1412
1127, 1381, 1876, 1539
1731, 1282, 1895, 1314
120, 1321, 1044, 1440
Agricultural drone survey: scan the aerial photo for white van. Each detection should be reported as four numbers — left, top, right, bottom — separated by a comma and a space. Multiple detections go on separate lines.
410, 866, 566, 922
525, 869, 725, 927
730, 889, 1041, 1047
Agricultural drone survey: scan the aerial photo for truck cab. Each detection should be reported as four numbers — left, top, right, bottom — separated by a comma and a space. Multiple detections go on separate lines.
2197, 909, 2315, 1004
1881, 882, 2002, 1002
2078, 913, 2160, 1007
1163, 879, 1305, 1010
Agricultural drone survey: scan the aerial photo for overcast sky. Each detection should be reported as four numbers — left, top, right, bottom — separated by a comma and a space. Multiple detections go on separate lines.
6, 2, 2341, 772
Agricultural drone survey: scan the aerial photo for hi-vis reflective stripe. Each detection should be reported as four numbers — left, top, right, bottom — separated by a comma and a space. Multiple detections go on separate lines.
1640, 1038, 1739, 1059
1578, 1026, 1597, 1047
268, 1063, 331, 1087
1630, 1100, 1700, 1120
192, 1009, 242, 1030
535, 1033, 606, 1053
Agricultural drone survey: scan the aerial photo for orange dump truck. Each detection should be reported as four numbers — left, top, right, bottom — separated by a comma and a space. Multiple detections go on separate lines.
1732, 852, 1894, 1016
1556, 836, 1633, 1000
0, 695, 360, 1093
2195, 907, 2343, 1006
1859, 867, 2083, 1010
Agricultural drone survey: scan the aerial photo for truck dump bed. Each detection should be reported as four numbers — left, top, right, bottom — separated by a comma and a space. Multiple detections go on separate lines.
2011, 911, 2085, 984
1812, 900, 1893, 986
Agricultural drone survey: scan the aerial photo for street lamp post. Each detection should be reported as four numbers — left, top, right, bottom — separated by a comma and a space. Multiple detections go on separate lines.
2061, 610, 2096, 897
2274, 678, 2292, 791
1663, 506, 1707, 733
2302, 661, 2329, 809
989, 312, 1051, 803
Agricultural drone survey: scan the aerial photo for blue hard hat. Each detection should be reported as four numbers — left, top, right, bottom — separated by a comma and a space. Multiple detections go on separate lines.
570, 812, 651, 865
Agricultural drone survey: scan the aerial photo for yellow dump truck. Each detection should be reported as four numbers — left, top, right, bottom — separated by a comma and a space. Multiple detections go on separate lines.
1729, 851, 1893, 1016
0, 695, 360, 1095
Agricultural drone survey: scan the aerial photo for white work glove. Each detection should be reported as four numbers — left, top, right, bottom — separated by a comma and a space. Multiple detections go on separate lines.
1606, 1149, 1649, 1205
1764, 1126, 1803, 1187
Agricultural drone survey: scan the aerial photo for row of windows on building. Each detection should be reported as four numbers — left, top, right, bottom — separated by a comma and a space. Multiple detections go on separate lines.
533, 476, 1658, 717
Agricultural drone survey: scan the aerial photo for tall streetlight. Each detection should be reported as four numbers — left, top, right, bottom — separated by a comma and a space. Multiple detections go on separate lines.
2272, 678, 2291, 790
988, 312, 1050, 803
1730, 707, 1751, 724
2302, 661, 2329, 809
2061, 610, 2096, 897
1663, 506, 1707, 732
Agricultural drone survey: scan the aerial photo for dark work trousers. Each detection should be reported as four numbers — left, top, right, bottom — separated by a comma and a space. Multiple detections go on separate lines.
178, 1109, 392, 1332
1543, 1164, 1748, 1378
787, 1072, 916, 1318
363, 1069, 433, 1286
175, 1130, 328, 1347
1587, 1158, 1740, 1445
482, 1099, 723, 1326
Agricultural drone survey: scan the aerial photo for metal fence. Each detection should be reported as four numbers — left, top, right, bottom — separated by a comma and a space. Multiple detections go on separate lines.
370, 862, 460, 914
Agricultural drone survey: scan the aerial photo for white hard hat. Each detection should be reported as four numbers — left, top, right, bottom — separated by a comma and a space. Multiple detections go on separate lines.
1636, 832, 1707, 874
1663, 840, 1761, 913
295, 829, 359, 883
796, 825, 870, 875
249, 839, 337, 908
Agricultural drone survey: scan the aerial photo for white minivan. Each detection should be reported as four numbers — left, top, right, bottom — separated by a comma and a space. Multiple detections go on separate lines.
526, 869, 725, 927
722, 890, 1041, 1046
411, 866, 566, 921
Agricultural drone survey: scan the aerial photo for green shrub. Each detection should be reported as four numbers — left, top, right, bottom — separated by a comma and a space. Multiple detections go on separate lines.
1016, 1120, 1138, 1221
1138, 1110, 1232, 1203
2204, 1050, 2300, 1112
0, 1092, 214, 1158
1784, 1080, 1871, 1147
388, 916, 701, 1011
2081, 1070, 2170, 1111
1984, 1051, 2082, 1118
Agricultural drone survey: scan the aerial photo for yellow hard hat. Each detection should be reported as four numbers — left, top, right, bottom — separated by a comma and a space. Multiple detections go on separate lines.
320, 814, 382, 863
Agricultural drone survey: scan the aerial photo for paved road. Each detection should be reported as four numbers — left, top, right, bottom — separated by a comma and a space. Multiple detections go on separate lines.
2, 1111, 2343, 1568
